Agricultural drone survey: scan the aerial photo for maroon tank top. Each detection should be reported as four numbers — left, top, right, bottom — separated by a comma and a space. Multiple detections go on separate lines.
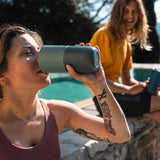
0, 99, 60, 160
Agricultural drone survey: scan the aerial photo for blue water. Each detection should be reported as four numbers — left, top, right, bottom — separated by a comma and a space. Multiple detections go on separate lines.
38, 69, 152, 103
38, 73, 92, 103
131, 69, 152, 81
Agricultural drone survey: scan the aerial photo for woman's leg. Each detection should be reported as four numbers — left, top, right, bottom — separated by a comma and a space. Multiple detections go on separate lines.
143, 111, 160, 124
150, 95, 160, 112
143, 95, 160, 124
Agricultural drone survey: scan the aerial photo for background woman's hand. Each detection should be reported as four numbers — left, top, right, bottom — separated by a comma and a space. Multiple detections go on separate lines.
126, 82, 146, 95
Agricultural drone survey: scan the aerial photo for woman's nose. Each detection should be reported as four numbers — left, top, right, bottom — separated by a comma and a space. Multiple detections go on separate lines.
33, 50, 39, 64
35, 47, 41, 65
128, 11, 133, 18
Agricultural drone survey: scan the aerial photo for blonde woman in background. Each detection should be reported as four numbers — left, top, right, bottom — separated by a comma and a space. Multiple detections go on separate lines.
89, 0, 160, 123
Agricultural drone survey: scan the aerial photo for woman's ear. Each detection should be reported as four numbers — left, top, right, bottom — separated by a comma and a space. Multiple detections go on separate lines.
0, 75, 8, 87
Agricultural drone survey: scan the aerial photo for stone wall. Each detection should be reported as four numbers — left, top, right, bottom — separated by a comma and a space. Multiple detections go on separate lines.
60, 117, 160, 160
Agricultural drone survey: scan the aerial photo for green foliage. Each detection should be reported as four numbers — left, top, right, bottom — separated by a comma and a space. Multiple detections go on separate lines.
0, 0, 98, 45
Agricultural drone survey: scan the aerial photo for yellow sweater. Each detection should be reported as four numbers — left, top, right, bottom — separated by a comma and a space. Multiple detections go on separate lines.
90, 26, 133, 83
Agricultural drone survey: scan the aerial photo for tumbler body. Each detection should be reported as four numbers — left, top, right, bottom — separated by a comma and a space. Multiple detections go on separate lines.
38, 45, 99, 73
147, 69, 160, 95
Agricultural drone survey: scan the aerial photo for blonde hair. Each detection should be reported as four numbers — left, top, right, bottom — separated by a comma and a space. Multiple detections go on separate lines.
108, 0, 151, 50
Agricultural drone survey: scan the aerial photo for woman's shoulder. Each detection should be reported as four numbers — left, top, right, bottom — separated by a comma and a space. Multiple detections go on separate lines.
39, 98, 78, 132
39, 98, 82, 129
39, 98, 76, 111
95, 25, 113, 39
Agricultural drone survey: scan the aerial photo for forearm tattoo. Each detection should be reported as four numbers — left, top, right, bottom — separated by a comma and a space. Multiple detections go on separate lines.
98, 89, 107, 100
98, 89, 116, 136
75, 128, 111, 142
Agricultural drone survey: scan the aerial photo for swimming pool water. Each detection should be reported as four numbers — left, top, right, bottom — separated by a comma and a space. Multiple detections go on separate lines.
132, 69, 152, 81
38, 69, 152, 103
38, 73, 91, 103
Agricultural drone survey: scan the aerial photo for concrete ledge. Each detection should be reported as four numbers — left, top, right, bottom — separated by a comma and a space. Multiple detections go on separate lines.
133, 63, 160, 69
73, 98, 94, 109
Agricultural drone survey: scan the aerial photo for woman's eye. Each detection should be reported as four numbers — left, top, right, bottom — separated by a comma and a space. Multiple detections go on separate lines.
25, 51, 34, 56
133, 10, 138, 15
124, 10, 128, 15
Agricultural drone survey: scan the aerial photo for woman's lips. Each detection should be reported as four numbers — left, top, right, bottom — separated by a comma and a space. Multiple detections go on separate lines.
37, 70, 49, 75
37, 70, 42, 73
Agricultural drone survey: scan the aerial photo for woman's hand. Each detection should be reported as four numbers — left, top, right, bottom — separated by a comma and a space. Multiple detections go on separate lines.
66, 61, 106, 89
66, 43, 106, 90
126, 82, 146, 95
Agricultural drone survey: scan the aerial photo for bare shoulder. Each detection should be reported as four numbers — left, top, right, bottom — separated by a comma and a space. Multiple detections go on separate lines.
40, 98, 80, 114
39, 98, 84, 131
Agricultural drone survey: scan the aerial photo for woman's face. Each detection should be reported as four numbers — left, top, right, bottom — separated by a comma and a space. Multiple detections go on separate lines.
4, 34, 50, 91
123, 1, 139, 31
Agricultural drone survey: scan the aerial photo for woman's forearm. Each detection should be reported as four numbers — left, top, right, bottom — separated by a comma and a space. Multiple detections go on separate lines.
105, 78, 130, 94
92, 82, 131, 143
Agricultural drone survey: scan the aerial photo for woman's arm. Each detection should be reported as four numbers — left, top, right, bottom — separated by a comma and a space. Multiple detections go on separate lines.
104, 70, 147, 95
65, 63, 131, 143
122, 70, 139, 85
